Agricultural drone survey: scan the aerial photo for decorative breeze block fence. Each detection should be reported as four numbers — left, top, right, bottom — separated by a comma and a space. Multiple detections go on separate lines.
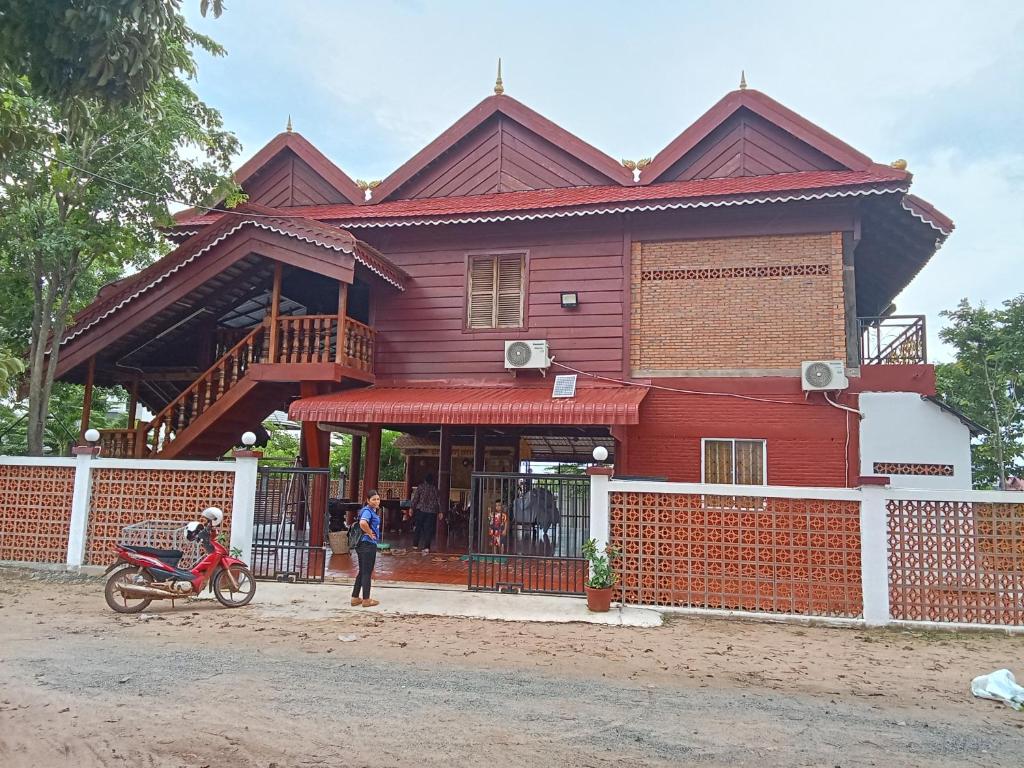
0, 460, 77, 564
590, 476, 1024, 630
0, 454, 258, 570
610, 491, 863, 617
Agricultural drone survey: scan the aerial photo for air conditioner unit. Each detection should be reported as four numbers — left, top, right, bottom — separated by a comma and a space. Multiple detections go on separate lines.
505, 340, 550, 370
801, 360, 849, 391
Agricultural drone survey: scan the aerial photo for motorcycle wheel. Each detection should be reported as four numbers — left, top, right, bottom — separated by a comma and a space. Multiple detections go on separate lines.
213, 565, 256, 608
104, 566, 154, 614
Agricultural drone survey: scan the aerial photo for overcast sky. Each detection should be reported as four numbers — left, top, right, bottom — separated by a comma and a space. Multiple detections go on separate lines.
183, 1, 1023, 362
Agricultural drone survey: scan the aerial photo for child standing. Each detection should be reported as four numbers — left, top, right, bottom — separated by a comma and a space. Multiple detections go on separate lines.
489, 501, 509, 552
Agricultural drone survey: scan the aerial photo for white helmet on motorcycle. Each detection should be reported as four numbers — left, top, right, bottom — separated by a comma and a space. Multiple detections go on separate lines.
201, 507, 224, 527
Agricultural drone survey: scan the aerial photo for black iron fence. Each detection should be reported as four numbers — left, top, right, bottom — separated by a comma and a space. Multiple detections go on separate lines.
858, 315, 927, 365
252, 466, 329, 583
467, 472, 590, 595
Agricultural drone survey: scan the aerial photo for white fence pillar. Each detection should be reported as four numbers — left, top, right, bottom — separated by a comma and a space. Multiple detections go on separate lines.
587, 467, 612, 553
66, 447, 97, 569
859, 483, 891, 626
230, 452, 260, 565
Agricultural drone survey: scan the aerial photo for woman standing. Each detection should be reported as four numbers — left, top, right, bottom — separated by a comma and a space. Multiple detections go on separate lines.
351, 490, 382, 607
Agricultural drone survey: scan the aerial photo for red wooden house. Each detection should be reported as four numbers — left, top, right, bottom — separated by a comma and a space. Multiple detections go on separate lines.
56, 79, 963, 514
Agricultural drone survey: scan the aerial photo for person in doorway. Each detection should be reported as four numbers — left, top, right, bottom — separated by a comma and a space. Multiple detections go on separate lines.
351, 490, 382, 607
410, 473, 441, 555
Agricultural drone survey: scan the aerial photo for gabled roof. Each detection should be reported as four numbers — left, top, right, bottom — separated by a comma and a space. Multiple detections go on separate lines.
68, 203, 407, 347
371, 94, 634, 202
173, 130, 363, 223
174, 168, 908, 229
642, 88, 887, 184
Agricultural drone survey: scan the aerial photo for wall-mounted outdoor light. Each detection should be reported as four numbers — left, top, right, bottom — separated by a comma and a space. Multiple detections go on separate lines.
560, 292, 579, 309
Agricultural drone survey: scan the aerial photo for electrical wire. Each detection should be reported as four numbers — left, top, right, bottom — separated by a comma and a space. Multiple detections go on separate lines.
551, 360, 821, 407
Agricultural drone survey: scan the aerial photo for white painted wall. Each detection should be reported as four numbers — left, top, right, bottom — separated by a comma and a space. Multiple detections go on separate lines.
859, 392, 974, 489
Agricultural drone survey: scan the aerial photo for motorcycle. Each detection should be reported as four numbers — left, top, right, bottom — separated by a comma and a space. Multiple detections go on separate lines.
103, 508, 256, 613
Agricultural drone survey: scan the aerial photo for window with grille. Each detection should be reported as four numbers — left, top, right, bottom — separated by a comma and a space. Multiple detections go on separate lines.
702, 439, 766, 485
467, 254, 524, 329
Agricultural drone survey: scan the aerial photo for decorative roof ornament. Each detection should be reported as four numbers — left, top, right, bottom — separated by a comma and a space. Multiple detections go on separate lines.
355, 179, 382, 201
286, 115, 293, 132
494, 58, 504, 95
739, 70, 747, 90
621, 158, 652, 182
890, 159, 908, 170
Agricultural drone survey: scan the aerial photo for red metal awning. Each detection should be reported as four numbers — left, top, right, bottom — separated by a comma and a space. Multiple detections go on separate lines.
288, 385, 647, 426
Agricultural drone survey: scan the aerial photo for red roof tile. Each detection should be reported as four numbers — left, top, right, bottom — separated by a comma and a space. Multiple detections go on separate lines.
174, 169, 908, 228
65, 204, 407, 345
288, 384, 648, 426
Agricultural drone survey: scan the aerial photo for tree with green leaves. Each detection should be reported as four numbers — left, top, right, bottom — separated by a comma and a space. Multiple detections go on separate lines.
0, 0, 225, 153
0, 381, 127, 455
0, 351, 25, 393
935, 295, 1024, 488
0, 5, 240, 455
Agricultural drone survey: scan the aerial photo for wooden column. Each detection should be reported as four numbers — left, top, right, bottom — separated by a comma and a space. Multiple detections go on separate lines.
335, 281, 349, 365
473, 427, 485, 472
842, 231, 860, 368
267, 262, 283, 363
511, 431, 521, 474
348, 435, 362, 501
364, 425, 382, 498
404, 455, 413, 500
126, 379, 139, 430
79, 357, 95, 437
437, 425, 453, 540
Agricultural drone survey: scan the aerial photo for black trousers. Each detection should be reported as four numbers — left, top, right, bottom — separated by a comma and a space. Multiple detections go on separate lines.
413, 511, 437, 549
351, 541, 377, 599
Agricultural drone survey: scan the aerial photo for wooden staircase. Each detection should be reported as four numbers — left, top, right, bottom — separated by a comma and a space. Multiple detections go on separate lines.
139, 323, 278, 459
93, 315, 376, 460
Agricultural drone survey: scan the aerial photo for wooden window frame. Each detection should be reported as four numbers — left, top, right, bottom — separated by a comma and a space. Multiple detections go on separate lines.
462, 250, 529, 334
700, 438, 767, 485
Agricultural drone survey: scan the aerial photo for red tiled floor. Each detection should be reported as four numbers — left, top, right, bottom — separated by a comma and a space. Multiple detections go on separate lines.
327, 532, 469, 585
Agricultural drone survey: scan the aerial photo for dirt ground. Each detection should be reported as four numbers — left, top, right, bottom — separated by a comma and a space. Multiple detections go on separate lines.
1, 566, 1022, 767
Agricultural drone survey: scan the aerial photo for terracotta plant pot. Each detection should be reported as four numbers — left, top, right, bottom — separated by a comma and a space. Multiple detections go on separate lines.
585, 585, 613, 612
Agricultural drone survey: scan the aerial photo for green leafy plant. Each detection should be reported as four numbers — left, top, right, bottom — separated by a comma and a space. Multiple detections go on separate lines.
582, 538, 620, 589
216, 531, 242, 559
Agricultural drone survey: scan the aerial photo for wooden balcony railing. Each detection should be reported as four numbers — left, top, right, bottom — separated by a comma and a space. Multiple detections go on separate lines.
342, 319, 374, 374
96, 428, 140, 458
858, 315, 927, 365
133, 315, 375, 457
273, 315, 339, 364
270, 314, 375, 373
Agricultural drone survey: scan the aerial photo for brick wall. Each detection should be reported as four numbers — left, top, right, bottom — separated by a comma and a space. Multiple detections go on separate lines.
623, 385, 856, 487
630, 233, 846, 373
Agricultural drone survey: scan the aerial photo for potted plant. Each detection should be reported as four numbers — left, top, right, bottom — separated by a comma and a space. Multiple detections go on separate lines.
582, 538, 619, 612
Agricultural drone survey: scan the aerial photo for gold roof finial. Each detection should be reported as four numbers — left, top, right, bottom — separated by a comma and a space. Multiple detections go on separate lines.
286, 114, 293, 132
494, 58, 504, 95
890, 159, 908, 170
739, 70, 747, 90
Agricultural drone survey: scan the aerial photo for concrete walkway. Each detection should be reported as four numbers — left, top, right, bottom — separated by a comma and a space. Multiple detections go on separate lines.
242, 581, 663, 627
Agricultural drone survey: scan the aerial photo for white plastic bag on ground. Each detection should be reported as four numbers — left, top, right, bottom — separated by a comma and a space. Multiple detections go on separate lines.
971, 669, 1024, 711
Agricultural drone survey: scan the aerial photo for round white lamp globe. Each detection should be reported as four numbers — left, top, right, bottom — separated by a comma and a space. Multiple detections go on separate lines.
83, 428, 100, 443
241, 431, 257, 447
592, 446, 609, 462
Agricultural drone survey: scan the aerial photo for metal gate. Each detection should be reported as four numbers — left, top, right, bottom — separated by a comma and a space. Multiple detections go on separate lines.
252, 466, 329, 583
467, 472, 590, 595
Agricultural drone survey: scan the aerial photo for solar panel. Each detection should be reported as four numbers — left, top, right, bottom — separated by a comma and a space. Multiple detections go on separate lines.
552, 374, 577, 399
